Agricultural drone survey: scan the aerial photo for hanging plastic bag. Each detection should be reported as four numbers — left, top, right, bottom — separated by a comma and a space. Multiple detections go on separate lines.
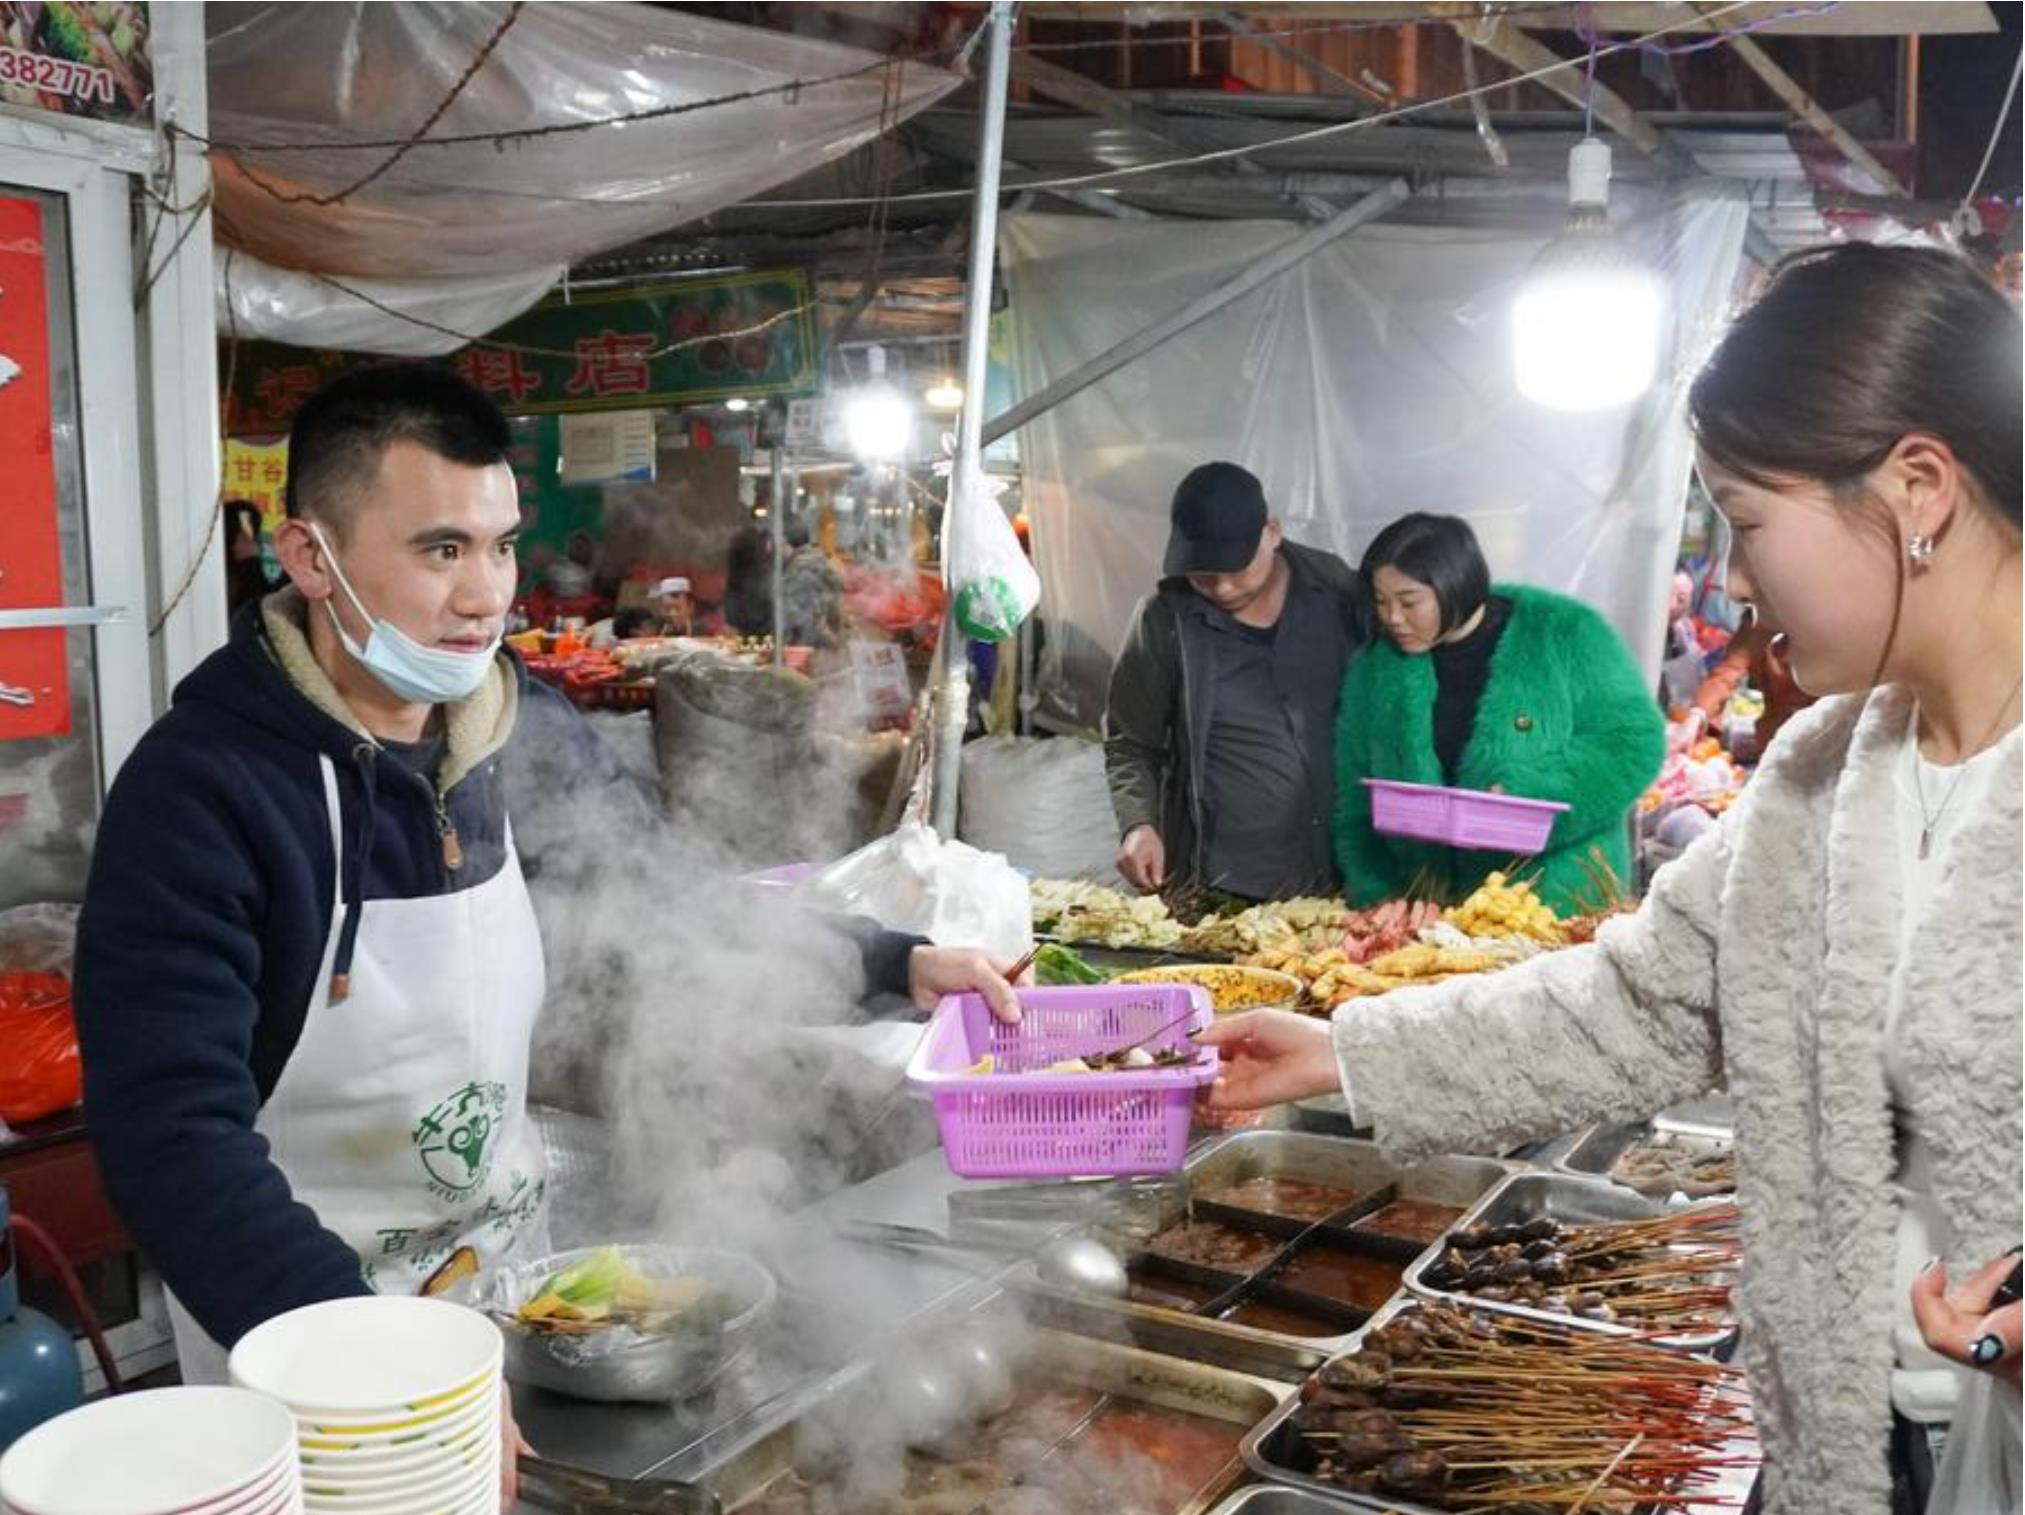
0, 971, 79, 1125
796, 819, 1032, 962
943, 449, 1038, 645
0, 904, 83, 1126
1926, 1369, 2022, 1515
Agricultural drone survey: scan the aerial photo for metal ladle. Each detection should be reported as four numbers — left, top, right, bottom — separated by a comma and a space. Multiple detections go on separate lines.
839, 1221, 1129, 1298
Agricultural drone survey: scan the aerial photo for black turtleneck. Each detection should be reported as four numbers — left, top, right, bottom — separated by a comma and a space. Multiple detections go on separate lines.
1431, 596, 1512, 783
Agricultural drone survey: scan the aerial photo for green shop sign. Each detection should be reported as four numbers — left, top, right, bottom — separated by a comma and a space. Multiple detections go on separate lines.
224, 268, 818, 435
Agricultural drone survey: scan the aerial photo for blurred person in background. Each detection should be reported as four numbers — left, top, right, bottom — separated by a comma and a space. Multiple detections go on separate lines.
1104, 462, 1366, 901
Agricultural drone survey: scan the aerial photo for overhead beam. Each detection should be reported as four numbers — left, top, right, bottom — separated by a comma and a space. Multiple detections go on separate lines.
1215, 10, 1391, 105
982, 177, 1412, 444
1008, 50, 1338, 220
1441, 6, 1669, 160
1690, 2, 1910, 196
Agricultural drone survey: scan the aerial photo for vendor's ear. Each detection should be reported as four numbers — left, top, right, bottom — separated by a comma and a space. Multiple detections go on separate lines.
1873, 432, 1968, 550
273, 515, 340, 603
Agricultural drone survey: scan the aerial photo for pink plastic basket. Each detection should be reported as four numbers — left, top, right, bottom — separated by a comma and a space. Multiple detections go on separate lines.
905, 985, 1218, 1179
1364, 778, 1570, 854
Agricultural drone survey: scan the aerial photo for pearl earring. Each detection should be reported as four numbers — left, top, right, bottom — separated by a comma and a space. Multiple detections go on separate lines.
1907, 534, 1936, 567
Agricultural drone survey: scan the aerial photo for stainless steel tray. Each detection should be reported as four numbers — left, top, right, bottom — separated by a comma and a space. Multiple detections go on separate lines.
703, 1325, 1285, 1514
1239, 1299, 1757, 1515
1652, 1093, 1736, 1140
1013, 1133, 1512, 1380
1557, 1119, 1735, 1198
1401, 1171, 1737, 1352
1204, 1484, 1368, 1514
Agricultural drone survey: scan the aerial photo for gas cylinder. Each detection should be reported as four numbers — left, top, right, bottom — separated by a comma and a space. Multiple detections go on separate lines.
0, 1184, 84, 1450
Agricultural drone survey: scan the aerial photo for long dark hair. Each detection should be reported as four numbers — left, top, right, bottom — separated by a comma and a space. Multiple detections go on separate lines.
1689, 245, 2021, 532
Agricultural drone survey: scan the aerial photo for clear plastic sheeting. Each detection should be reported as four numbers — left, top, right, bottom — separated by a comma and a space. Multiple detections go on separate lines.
999, 189, 1751, 725
204, 2, 963, 279
216, 248, 564, 355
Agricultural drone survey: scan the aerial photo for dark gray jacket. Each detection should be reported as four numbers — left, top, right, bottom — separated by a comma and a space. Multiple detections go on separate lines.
1103, 541, 1368, 893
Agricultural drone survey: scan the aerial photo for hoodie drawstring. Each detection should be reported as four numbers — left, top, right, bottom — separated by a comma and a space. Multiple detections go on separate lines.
329, 744, 379, 1004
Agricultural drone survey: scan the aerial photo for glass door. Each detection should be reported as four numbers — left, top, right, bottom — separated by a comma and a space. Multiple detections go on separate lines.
0, 153, 147, 909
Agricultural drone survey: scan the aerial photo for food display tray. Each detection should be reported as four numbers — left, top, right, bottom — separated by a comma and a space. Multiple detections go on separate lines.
1400, 1171, 1737, 1353
702, 1326, 1284, 1515
1015, 1132, 1511, 1381
1556, 1119, 1735, 1197
1239, 1299, 1758, 1515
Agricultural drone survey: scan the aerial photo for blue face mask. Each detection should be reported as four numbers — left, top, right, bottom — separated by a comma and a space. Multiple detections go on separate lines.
310, 525, 499, 706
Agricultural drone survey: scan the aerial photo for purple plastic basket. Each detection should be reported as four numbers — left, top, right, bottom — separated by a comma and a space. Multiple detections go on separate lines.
905, 985, 1218, 1179
1364, 778, 1570, 855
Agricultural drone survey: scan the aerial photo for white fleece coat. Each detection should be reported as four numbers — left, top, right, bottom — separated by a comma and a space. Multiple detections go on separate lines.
1336, 686, 2023, 1515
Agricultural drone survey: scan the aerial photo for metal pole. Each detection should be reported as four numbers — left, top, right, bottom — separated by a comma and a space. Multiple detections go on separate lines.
981, 177, 1412, 446
769, 408, 786, 667
930, 0, 1015, 840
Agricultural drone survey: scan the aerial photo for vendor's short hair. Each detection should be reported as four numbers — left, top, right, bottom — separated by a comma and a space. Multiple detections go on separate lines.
1358, 513, 1491, 635
285, 363, 512, 538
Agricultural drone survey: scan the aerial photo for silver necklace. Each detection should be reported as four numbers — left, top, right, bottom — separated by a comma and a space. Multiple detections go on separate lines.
1910, 675, 2023, 860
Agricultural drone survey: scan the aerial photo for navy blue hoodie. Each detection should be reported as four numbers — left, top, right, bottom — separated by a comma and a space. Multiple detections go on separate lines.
73, 594, 921, 1349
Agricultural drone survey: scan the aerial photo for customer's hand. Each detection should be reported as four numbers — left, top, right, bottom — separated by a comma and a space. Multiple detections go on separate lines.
1910, 1251, 2023, 1387
908, 945, 1032, 1025
502, 1393, 532, 1505
1117, 825, 1166, 892
1194, 1011, 1342, 1109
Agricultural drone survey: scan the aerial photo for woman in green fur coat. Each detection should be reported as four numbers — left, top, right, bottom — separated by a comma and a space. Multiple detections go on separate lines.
1334, 515, 1665, 912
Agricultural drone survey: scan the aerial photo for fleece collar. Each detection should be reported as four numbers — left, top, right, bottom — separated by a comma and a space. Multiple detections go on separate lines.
258, 587, 519, 795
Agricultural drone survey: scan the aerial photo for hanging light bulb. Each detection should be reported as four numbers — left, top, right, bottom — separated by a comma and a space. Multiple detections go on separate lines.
924, 377, 964, 411
844, 344, 914, 460
1512, 138, 1665, 411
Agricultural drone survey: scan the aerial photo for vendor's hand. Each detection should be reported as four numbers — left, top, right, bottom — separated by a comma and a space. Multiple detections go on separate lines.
1910, 1250, 2024, 1387
908, 945, 1032, 1025
1194, 1010, 1342, 1110
503, 1393, 532, 1505
1117, 825, 1166, 892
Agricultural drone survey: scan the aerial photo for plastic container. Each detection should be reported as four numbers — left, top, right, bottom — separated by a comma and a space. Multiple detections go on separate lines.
1363, 778, 1569, 854
905, 985, 1217, 1179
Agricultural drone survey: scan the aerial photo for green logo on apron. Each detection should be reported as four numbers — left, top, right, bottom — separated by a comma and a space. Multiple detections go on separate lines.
413, 1080, 507, 1198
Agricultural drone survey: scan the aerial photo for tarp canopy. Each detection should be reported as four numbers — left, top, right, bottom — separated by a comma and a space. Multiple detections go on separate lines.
205, 1, 964, 348
1000, 187, 1751, 726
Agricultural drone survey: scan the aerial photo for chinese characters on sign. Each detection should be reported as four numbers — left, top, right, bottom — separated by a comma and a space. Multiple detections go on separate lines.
224, 269, 819, 435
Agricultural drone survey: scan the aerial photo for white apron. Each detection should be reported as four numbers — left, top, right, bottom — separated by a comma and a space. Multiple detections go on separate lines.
169, 754, 548, 1382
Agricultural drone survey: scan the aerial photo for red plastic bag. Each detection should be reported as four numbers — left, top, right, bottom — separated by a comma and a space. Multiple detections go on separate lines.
0, 971, 81, 1124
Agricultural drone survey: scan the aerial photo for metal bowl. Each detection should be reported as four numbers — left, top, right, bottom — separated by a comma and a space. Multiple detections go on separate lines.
483, 1243, 776, 1403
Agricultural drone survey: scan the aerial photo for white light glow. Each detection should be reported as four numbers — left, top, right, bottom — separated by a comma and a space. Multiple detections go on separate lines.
725, 396, 751, 412
844, 387, 913, 459
924, 379, 964, 411
1513, 263, 1664, 411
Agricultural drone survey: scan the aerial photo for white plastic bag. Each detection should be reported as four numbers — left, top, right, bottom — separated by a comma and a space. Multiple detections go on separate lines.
946, 454, 1039, 644
959, 736, 1123, 885
797, 820, 1032, 961
1927, 1370, 2021, 1515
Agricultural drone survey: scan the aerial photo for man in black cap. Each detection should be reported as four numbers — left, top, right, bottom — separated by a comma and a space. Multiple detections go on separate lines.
1104, 462, 1367, 900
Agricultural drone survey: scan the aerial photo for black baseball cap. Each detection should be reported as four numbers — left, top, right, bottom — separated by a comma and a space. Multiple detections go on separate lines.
1163, 462, 1269, 577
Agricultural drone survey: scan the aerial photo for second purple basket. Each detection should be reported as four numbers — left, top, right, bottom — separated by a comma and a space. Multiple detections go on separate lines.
1364, 778, 1570, 854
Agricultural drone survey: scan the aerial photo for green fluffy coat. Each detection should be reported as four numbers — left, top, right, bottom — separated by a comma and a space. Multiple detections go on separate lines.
1333, 583, 1665, 912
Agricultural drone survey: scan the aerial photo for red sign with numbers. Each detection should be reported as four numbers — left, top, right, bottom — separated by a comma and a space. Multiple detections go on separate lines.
0, 195, 68, 741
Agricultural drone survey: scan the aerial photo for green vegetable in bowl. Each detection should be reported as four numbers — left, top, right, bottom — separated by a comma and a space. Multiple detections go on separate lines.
1033, 943, 1106, 986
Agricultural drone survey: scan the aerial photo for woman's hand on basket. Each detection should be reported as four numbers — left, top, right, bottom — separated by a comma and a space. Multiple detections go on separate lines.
1194, 1010, 1342, 1109
908, 946, 1034, 1025
1910, 1250, 2023, 1387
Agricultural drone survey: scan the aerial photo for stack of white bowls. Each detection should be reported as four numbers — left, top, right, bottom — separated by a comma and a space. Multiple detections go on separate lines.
228, 1297, 503, 1515
1, 1386, 302, 1515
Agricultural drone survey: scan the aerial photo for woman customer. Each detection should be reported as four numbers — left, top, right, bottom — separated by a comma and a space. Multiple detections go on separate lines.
1333, 513, 1664, 912
1200, 245, 2022, 1515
